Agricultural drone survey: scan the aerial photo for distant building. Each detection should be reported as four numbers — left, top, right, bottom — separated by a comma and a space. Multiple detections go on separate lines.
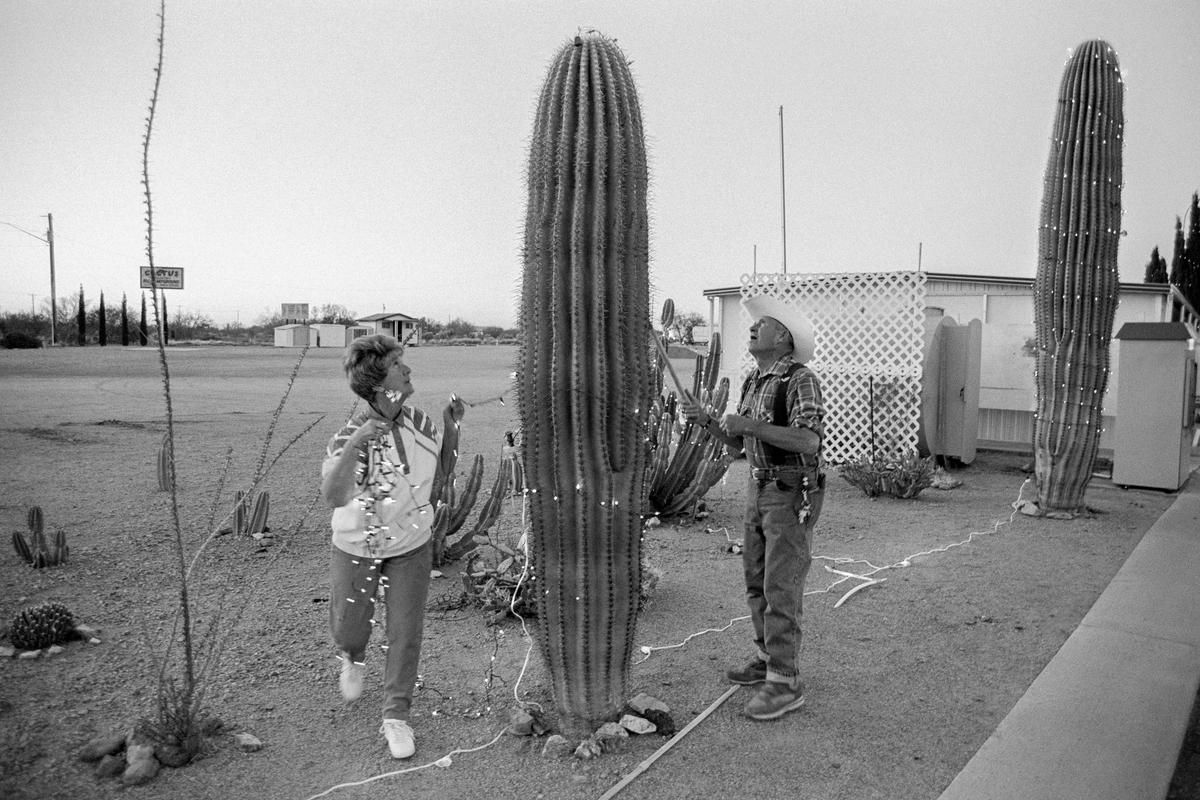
273, 323, 311, 348
702, 271, 1199, 454
310, 323, 347, 348
355, 312, 421, 345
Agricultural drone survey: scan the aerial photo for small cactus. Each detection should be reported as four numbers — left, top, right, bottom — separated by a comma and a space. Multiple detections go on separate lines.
9, 601, 76, 650
647, 331, 733, 516
27, 506, 43, 536
441, 454, 514, 564
157, 434, 171, 491
232, 490, 270, 536
11, 506, 68, 568
431, 454, 485, 565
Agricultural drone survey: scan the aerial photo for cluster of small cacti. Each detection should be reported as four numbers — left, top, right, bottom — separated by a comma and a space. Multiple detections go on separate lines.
647, 329, 733, 516
431, 454, 485, 563
8, 601, 76, 650
11, 506, 69, 568
1031, 39, 1124, 514
438, 454, 515, 565
232, 490, 270, 536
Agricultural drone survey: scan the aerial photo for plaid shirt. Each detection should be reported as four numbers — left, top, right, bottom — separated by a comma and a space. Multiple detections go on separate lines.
736, 355, 824, 469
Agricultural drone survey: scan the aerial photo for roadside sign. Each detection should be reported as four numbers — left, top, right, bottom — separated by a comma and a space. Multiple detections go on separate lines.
140, 266, 184, 290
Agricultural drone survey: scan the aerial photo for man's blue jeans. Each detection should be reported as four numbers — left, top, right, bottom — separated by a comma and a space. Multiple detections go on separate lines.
743, 471, 824, 687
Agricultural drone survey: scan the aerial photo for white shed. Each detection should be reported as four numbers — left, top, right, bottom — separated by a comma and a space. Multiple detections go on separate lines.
273, 324, 311, 348
309, 324, 347, 348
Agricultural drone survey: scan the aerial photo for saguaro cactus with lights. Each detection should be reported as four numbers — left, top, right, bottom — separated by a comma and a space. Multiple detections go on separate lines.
1031, 40, 1124, 515
518, 33, 654, 728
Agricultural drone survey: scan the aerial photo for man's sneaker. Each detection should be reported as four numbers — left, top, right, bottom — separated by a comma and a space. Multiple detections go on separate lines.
744, 680, 806, 720
380, 719, 415, 759
338, 652, 364, 702
726, 659, 768, 685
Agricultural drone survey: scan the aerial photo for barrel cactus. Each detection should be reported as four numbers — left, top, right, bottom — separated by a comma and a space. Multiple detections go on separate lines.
9, 601, 76, 650
1031, 40, 1124, 515
518, 32, 655, 729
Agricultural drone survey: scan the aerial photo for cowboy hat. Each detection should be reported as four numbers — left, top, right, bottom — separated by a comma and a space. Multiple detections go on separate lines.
742, 295, 816, 363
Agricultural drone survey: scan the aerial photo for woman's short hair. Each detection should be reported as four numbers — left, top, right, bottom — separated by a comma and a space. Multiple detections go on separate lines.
344, 334, 402, 401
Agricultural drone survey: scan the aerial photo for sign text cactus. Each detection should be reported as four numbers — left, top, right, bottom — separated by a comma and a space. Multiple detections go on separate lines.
1032, 40, 1124, 515
518, 33, 655, 728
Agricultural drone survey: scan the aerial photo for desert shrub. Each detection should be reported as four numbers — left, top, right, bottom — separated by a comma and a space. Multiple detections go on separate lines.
2, 331, 43, 349
839, 450, 935, 499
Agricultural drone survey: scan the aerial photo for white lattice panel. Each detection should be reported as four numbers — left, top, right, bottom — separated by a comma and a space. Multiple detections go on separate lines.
739, 271, 927, 464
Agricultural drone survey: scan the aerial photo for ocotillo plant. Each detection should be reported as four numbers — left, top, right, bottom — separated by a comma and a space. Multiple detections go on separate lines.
518, 32, 655, 729
1031, 40, 1124, 515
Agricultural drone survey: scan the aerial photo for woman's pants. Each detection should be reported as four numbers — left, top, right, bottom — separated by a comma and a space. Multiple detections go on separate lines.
329, 542, 431, 720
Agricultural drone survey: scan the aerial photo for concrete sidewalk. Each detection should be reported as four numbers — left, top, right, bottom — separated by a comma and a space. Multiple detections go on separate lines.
938, 470, 1200, 800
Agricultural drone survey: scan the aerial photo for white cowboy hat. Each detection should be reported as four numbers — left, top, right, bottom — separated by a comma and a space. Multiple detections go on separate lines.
742, 294, 816, 364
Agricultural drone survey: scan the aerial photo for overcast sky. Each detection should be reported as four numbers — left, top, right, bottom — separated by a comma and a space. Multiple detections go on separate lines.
2, 1, 1198, 328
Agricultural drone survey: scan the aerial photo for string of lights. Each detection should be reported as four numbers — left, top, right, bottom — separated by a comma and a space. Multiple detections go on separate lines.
306, 474, 1034, 798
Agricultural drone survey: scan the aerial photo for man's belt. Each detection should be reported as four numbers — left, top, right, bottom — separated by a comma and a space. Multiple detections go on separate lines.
750, 465, 816, 481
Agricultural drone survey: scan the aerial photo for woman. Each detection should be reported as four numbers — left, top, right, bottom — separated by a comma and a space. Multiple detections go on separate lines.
321, 333, 464, 759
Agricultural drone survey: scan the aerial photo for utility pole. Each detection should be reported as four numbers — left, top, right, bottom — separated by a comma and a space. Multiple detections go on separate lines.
47, 213, 57, 346
779, 106, 788, 275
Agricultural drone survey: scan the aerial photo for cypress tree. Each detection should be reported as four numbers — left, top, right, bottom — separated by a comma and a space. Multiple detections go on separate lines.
76, 286, 86, 345
1169, 216, 1185, 286
1184, 192, 1200, 312
139, 292, 149, 346
121, 293, 130, 346
1144, 247, 1168, 283
98, 292, 108, 346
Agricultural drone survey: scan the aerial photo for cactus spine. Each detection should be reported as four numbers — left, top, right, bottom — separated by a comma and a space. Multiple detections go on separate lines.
519, 33, 655, 727
1032, 40, 1124, 515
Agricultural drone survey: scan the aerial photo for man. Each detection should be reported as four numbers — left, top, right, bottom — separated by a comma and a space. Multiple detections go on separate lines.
680, 295, 824, 720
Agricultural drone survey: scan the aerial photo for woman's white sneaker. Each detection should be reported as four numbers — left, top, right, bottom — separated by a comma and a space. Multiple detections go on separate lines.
380, 719, 415, 759
338, 652, 364, 702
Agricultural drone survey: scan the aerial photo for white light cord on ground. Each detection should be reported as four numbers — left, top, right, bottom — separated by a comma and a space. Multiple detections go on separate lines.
309, 478, 1032, 799
634, 477, 1032, 659
301, 728, 509, 800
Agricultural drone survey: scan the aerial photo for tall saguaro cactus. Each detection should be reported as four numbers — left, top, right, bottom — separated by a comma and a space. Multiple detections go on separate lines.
1031, 40, 1124, 515
518, 33, 654, 728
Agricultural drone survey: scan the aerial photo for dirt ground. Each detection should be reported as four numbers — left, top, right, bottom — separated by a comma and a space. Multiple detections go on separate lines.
0, 346, 1191, 800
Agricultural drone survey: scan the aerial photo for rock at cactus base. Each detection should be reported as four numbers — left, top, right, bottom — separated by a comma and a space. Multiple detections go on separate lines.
95, 753, 125, 779
121, 744, 160, 785
78, 732, 126, 761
